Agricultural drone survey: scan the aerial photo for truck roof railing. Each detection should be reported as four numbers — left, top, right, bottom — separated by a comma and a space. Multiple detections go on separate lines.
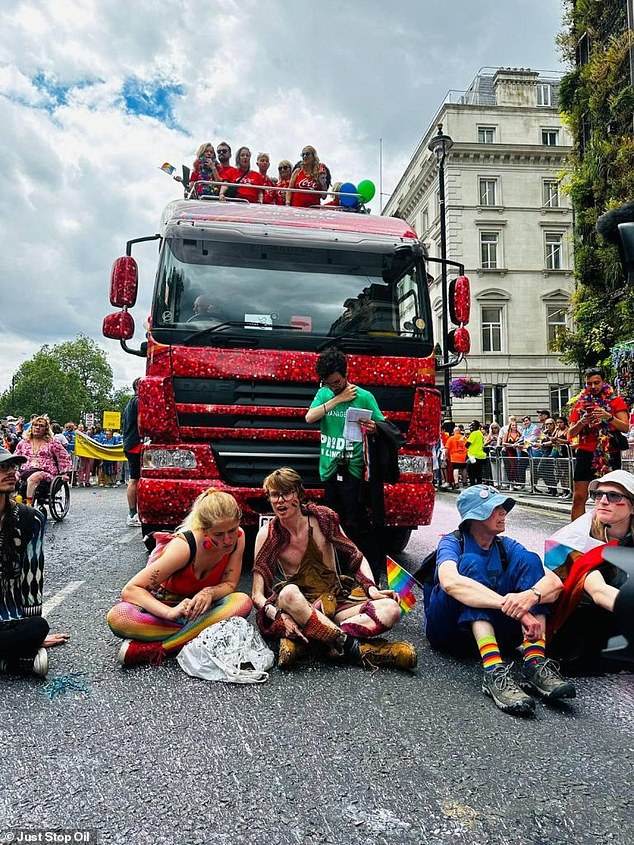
184, 181, 367, 211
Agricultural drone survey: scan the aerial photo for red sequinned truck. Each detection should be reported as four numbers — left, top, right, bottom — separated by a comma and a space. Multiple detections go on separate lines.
103, 199, 470, 552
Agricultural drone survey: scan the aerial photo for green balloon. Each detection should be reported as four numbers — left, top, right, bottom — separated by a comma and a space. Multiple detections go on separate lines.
357, 179, 376, 203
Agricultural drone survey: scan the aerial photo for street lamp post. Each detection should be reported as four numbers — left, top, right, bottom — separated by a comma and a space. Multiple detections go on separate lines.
428, 123, 454, 419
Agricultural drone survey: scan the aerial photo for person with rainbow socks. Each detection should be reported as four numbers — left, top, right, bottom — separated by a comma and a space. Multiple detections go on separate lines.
107, 490, 252, 667
423, 484, 576, 715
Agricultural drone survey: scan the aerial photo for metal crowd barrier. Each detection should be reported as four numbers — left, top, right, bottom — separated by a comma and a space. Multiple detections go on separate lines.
482, 449, 574, 499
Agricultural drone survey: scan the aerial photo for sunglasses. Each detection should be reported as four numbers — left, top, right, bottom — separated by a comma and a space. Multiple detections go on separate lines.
279, 166, 291, 171
589, 490, 631, 504
301, 151, 313, 158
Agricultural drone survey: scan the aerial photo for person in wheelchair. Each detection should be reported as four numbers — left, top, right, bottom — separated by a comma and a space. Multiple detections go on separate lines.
15, 414, 72, 506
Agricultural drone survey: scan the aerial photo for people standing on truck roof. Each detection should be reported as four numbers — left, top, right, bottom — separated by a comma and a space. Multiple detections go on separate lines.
252, 467, 417, 671
287, 146, 329, 208
256, 152, 276, 204
305, 348, 386, 584
215, 141, 238, 186
190, 143, 221, 197
122, 378, 142, 528
322, 181, 343, 208
275, 159, 293, 205
219, 146, 264, 203
108, 490, 253, 668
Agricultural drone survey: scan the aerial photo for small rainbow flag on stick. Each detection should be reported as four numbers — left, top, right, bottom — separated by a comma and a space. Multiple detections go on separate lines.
386, 556, 417, 616
160, 162, 176, 175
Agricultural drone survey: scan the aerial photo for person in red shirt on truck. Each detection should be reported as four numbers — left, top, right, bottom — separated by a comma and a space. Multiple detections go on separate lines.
568, 367, 629, 520
219, 147, 264, 203
287, 145, 329, 208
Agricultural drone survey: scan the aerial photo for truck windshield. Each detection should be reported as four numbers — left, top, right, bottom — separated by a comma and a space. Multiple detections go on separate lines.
152, 237, 433, 353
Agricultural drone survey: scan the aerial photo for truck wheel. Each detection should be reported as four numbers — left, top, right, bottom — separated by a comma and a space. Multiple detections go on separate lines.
380, 527, 413, 554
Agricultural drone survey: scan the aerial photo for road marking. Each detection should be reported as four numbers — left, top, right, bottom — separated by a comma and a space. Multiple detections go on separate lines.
43, 580, 85, 616
42, 530, 142, 615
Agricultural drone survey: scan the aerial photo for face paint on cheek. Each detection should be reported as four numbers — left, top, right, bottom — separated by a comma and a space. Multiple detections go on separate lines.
201, 538, 213, 550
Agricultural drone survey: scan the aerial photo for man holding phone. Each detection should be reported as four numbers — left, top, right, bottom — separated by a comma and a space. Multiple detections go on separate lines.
568, 367, 629, 519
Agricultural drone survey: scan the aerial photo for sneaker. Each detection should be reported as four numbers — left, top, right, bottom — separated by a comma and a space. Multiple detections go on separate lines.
278, 638, 309, 669
357, 638, 418, 670
118, 639, 166, 667
1, 647, 49, 678
126, 514, 142, 528
521, 658, 576, 700
482, 663, 535, 714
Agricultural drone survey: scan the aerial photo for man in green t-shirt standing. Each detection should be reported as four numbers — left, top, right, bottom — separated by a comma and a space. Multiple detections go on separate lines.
305, 348, 385, 583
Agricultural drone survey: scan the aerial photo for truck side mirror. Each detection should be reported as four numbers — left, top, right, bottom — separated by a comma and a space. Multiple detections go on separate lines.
447, 326, 470, 354
103, 311, 135, 340
110, 257, 138, 308
449, 275, 470, 325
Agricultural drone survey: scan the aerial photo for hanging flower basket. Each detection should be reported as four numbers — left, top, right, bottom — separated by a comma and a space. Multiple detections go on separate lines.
450, 377, 484, 398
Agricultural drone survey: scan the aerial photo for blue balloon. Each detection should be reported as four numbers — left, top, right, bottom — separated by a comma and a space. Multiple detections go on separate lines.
339, 182, 358, 208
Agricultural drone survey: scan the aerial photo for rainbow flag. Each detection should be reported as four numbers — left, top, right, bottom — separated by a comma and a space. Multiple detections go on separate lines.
160, 162, 176, 175
386, 556, 417, 616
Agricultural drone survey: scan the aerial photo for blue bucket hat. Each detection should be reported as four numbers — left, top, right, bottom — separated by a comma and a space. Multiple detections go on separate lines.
456, 484, 515, 526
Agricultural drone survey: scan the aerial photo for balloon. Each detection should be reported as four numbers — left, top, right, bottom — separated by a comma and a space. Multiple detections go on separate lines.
357, 179, 376, 203
339, 182, 358, 208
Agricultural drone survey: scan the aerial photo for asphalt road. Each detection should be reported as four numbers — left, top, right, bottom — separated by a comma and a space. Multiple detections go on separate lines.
1, 488, 632, 845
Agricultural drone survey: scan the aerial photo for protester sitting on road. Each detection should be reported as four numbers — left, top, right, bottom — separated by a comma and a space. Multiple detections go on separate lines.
544, 469, 634, 663
424, 484, 575, 715
567, 367, 629, 520
252, 467, 416, 671
14, 414, 72, 505
0, 447, 69, 679
108, 490, 253, 667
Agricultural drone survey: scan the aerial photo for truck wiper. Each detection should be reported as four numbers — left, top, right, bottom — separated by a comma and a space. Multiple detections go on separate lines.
317, 331, 383, 352
182, 321, 303, 344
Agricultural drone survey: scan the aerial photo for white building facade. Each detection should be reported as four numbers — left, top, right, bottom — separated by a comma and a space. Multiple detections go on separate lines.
383, 68, 577, 423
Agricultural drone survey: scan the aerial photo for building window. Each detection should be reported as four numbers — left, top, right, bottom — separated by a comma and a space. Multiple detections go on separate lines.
479, 178, 497, 207
549, 386, 570, 416
420, 207, 429, 235
543, 180, 560, 208
478, 126, 496, 144
484, 385, 505, 423
541, 128, 559, 146
481, 307, 502, 352
537, 84, 552, 106
480, 232, 499, 269
546, 304, 568, 347
545, 233, 563, 270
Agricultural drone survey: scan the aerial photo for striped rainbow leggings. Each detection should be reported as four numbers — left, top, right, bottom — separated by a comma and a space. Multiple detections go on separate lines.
107, 592, 253, 655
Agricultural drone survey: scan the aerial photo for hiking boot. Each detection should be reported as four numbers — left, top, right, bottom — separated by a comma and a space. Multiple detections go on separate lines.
482, 663, 536, 714
357, 638, 418, 670
277, 638, 309, 669
0, 647, 49, 678
521, 658, 576, 700
118, 639, 166, 667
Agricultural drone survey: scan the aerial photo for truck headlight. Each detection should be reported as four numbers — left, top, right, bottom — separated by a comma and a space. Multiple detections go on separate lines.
398, 455, 430, 475
143, 449, 197, 469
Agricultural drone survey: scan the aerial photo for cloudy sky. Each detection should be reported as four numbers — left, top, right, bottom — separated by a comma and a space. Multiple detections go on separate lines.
0, 0, 567, 394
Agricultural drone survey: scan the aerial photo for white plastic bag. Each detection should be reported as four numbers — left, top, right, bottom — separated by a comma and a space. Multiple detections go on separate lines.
177, 616, 274, 684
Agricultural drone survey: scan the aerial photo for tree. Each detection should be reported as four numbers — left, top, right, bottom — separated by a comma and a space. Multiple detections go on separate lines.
555, 2, 634, 372
0, 334, 116, 423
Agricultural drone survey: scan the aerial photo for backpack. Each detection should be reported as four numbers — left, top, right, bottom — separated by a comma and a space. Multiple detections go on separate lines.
413, 529, 509, 586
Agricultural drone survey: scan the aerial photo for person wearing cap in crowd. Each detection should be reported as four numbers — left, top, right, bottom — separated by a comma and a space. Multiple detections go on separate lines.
424, 484, 575, 715
544, 468, 634, 664
0, 447, 69, 679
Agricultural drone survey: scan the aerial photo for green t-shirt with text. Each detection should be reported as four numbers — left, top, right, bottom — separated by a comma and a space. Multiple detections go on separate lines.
310, 385, 384, 480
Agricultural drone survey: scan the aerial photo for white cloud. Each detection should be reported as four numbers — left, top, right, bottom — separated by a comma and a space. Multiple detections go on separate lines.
0, 0, 565, 393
